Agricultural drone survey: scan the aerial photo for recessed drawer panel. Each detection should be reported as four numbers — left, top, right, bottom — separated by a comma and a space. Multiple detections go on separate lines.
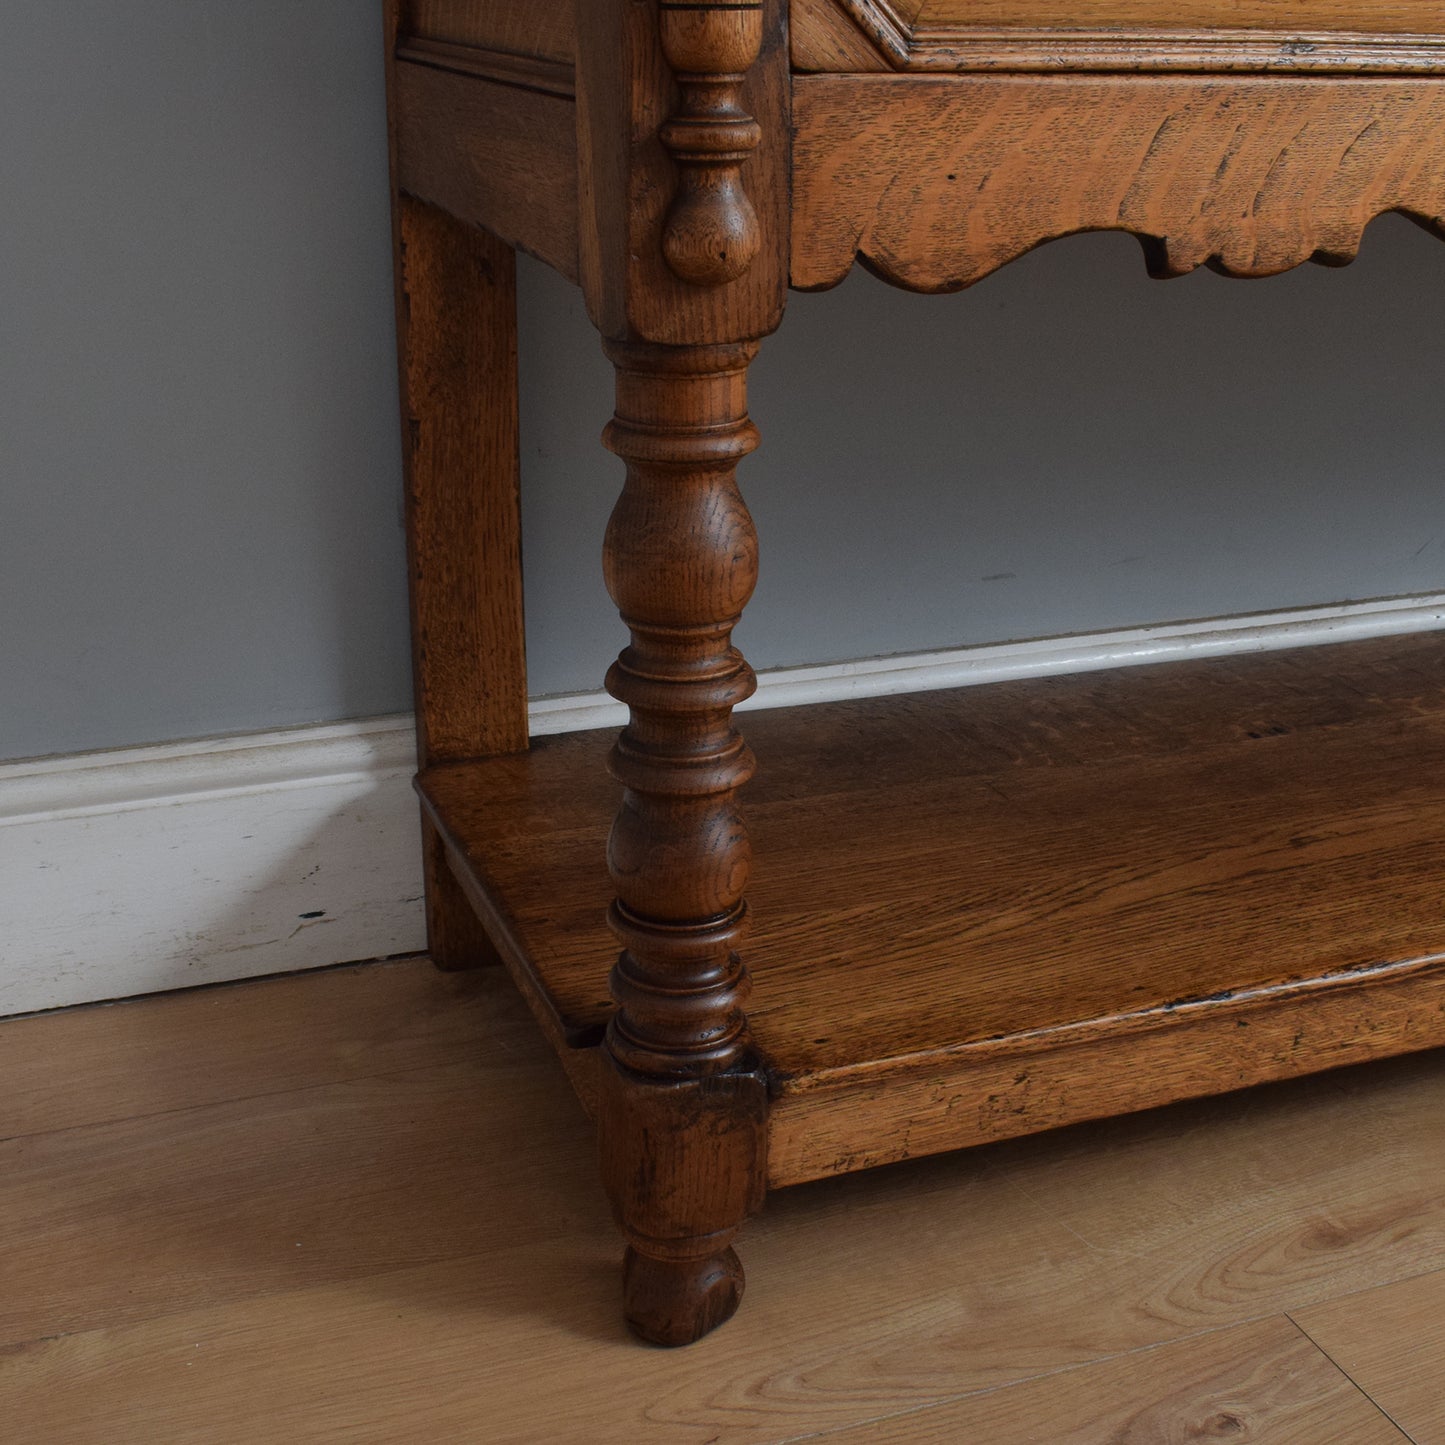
400, 0, 575, 64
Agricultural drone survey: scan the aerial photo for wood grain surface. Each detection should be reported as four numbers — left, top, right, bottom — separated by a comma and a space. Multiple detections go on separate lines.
1, 1001, 590, 1349
393, 37, 576, 100
766, 957, 1445, 1183
0, 960, 485, 1141
4, 961, 1444, 1441
575, 0, 789, 345
387, 193, 530, 968
593, 339, 773, 1343
422, 634, 1445, 1181
393, 62, 578, 281
915, 0, 1442, 32
1295, 1269, 1445, 1441
792, 0, 1445, 73
391, 202, 529, 760
383, 3, 1445, 1352
810, 1317, 1409, 1442
791, 0, 895, 71
792, 75, 1445, 292
399, 0, 575, 64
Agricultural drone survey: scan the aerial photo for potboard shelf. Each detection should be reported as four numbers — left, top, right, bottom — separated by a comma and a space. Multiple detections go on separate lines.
419, 633, 1445, 1188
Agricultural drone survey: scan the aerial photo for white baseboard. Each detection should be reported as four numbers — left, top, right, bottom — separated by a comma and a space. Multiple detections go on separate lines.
5, 593, 1443, 1016
530, 592, 1445, 734
0, 722, 427, 1017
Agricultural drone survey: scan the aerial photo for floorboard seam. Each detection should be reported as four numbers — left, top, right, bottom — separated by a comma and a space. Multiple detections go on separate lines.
1286, 1310, 1424, 1444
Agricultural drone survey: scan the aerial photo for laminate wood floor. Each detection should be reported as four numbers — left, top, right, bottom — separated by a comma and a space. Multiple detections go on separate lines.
3, 957, 1442, 1443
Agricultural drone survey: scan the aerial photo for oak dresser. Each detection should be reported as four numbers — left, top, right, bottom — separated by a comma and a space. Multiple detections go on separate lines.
384, 0, 1445, 1345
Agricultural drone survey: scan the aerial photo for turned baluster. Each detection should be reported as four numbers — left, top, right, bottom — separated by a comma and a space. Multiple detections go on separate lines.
597, 338, 769, 1347
658, 1, 766, 287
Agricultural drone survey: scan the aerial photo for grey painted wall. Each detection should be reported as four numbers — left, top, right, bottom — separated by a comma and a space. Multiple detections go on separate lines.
4, 2, 1444, 763
520, 230, 1445, 698
2, 2, 409, 761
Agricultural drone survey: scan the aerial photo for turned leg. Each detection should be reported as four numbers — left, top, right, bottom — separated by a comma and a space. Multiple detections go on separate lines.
598, 340, 769, 1346
392, 198, 529, 970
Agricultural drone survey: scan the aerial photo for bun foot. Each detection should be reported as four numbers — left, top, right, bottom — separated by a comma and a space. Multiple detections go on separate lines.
622, 1244, 745, 1347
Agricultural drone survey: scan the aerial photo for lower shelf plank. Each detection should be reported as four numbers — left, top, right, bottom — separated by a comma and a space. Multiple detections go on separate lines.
420, 633, 1445, 1188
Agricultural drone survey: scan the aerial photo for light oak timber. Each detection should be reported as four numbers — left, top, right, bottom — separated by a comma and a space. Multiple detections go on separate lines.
570, 0, 793, 1347
421, 630, 1445, 1039
399, 0, 575, 65
1294, 1270, 1445, 1440
976, 1049, 1445, 1345
655, 4, 769, 286
593, 338, 772, 1345
811, 1317, 1409, 1443
389, 200, 529, 971
386, 14, 533, 758
575, 0, 789, 345
390, 204, 531, 748
791, 0, 891, 73
420, 634, 1445, 1188
770, 959, 1445, 1184
433, 797, 604, 1115
791, 75, 1445, 292
387, 0, 531, 972
392, 61, 579, 281
388, 0, 1445, 1348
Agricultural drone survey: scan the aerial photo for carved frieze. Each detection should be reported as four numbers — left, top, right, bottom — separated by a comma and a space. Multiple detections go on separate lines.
792, 76, 1445, 293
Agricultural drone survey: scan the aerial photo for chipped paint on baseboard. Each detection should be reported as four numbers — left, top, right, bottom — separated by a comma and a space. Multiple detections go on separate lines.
0, 719, 425, 1016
